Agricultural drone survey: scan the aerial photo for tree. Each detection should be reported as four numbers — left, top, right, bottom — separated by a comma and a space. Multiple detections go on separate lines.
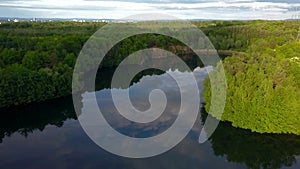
204, 39, 300, 135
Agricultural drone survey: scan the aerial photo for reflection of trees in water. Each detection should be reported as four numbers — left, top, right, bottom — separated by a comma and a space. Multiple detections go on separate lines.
0, 66, 198, 143
2, 68, 299, 169
201, 109, 300, 169
0, 96, 77, 143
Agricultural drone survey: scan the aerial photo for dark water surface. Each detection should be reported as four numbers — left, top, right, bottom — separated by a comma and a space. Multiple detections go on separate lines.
0, 67, 300, 169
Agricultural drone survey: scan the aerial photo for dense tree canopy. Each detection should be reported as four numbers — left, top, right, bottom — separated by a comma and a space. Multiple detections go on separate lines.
204, 38, 300, 135
0, 20, 299, 108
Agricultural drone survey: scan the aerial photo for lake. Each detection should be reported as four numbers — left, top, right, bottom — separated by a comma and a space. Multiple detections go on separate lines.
0, 67, 300, 169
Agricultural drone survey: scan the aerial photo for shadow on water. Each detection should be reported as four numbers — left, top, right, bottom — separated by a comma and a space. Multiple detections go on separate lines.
201, 110, 300, 169
0, 96, 77, 143
0, 65, 299, 169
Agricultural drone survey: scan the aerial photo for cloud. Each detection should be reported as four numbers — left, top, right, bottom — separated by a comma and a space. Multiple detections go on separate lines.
0, 0, 299, 19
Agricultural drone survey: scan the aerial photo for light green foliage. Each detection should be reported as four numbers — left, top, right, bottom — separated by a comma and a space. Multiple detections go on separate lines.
204, 37, 300, 135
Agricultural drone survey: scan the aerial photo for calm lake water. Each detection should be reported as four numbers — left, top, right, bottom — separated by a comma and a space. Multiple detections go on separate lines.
0, 67, 300, 169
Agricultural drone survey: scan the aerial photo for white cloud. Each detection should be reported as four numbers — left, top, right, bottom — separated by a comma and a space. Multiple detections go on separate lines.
0, 0, 299, 19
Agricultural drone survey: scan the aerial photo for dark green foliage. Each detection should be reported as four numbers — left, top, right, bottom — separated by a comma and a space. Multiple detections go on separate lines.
0, 62, 74, 107
1, 20, 299, 108
0, 64, 54, 106
198, 20, 300, 51
0, 22, 103, 107
0, 48, 23, 67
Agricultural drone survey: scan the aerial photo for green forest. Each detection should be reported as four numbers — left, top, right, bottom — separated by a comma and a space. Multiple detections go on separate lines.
0, 20, 300, 135
0, 22, 102, 107
203, 21, 300, 135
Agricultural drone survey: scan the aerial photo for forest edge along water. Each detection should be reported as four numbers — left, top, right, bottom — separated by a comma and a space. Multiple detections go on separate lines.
0, 66, 300, 169
0, 20, 300, 168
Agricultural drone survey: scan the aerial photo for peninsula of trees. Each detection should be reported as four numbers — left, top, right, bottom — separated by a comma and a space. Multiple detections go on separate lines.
203, 21, 300, 135
1, 20, 300, 137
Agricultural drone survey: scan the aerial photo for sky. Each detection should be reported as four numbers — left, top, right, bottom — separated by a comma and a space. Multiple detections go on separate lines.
0, 0, 299, 20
